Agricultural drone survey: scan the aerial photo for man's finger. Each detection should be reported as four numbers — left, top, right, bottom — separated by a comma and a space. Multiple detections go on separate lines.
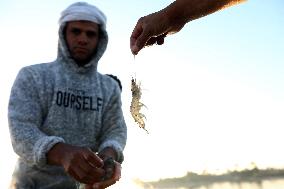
130, 22, 143, 47
83, 150, 103, 168
78, 160, 105, 182
68, 167, 94, 184
113, 161, 121, 180
145, 37, 157, 46
157, 33, 167, 45
130, 20, 144, 55
135, 29, 151, 52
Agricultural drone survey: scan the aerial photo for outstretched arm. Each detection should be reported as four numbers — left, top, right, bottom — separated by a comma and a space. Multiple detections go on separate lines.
130, 0, 246, 55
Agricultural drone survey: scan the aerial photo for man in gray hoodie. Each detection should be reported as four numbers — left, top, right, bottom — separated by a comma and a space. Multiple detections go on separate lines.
8, 2, 127, 189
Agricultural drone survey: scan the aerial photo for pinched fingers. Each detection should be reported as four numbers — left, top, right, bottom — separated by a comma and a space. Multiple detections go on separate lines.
145, 33, 167, 47
88, 161, 122, 189
63, 147, 105, 184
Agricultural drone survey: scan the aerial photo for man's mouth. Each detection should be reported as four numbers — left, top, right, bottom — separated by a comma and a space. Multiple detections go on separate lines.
74, 47, 88, 53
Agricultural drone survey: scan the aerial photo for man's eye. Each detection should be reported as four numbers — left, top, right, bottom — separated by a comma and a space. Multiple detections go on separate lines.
86, 31, 97, 38
71, 28, 81, 35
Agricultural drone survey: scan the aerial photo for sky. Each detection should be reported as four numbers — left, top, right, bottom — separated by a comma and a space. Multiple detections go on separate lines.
0, 0, 284, 188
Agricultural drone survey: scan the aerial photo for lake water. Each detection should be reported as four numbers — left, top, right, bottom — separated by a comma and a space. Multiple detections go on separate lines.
130, 178, 284, 189
188, 179, 284, 189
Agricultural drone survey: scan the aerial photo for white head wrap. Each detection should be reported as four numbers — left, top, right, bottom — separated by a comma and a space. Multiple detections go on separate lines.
59, 2, 107, 30
57, 2, 108, 71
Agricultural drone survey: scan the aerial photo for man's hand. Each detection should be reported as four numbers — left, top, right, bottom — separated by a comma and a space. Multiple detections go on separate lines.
130, 6, 185, 55
47, 143, 105, 184
130, 0, 246, 55
130, 11, 169, 55
85, 161, 121, 189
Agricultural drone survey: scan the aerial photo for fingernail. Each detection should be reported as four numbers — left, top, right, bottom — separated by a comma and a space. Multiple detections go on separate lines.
132, 46, 138, 55
115, 175, 121, 181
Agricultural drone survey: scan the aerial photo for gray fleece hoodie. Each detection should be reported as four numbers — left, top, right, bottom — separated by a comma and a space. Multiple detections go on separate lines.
8, 2, 127, 189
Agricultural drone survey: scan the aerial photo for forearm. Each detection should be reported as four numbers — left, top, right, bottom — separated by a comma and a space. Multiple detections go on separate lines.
163, 0, 246, 25
47, 142, 67, 165
9, 122, 60, 165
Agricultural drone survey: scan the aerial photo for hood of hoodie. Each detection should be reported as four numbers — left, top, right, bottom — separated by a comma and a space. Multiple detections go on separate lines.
57, 2, 108, 73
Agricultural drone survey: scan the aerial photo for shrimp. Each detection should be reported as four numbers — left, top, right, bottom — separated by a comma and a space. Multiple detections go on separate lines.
130, 77, 148, 134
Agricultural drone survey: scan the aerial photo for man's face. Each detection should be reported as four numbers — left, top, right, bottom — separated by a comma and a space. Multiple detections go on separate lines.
65, 21, 99, 65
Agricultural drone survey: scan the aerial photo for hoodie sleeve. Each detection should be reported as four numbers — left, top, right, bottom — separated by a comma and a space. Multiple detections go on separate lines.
98, 83, 127, 163
8, 67, 65, 166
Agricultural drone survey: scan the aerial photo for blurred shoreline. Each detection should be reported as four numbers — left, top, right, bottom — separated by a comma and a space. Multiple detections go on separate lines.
136, 167, 284, 189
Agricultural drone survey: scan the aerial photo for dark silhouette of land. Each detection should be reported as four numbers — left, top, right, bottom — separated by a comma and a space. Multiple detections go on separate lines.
137, 167, 284, 189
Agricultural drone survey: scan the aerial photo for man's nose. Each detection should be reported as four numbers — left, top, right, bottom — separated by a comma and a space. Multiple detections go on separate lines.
78, 33, 88, 45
